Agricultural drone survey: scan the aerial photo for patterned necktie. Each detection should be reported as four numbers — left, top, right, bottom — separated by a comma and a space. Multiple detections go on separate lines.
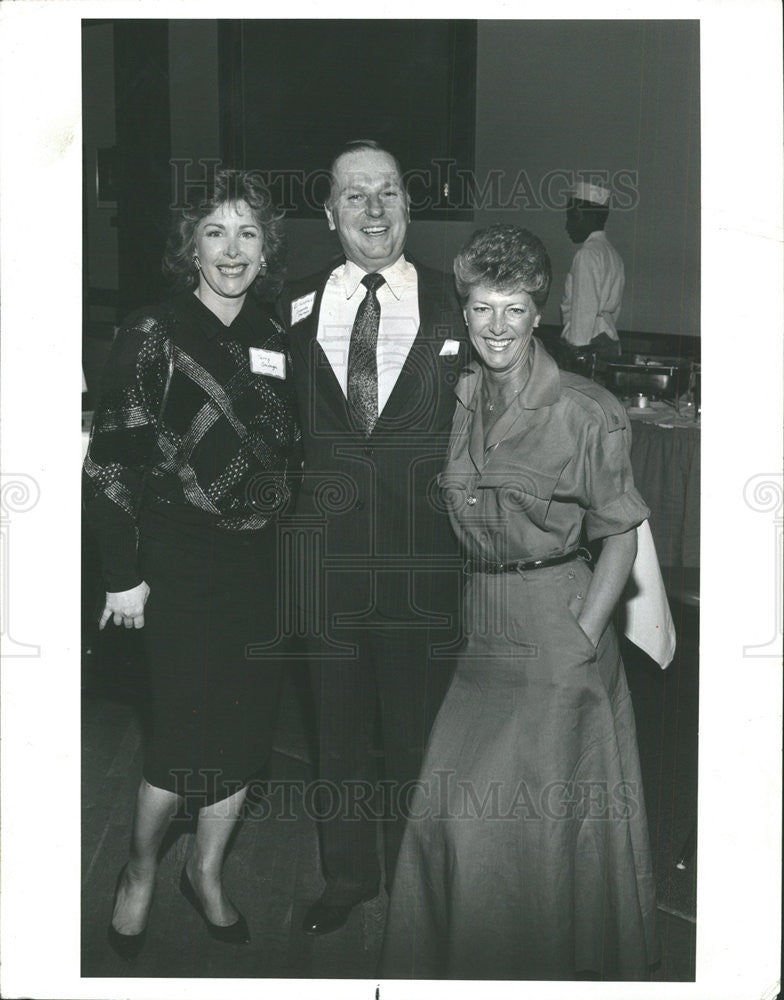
347, 272, 385, 436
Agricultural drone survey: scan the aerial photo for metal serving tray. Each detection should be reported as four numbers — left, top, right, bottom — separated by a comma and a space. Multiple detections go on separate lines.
603, 358, 684, 399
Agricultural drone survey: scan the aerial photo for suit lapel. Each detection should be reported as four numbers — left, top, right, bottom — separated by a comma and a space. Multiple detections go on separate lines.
288, 267, 350, 425
290, 258, 465, 433
378, 335, 431, 426
376, 264, 463, 429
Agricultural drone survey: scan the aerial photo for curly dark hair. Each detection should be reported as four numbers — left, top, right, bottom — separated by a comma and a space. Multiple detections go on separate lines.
162, 169, 286, 301
453, 224, 552, 309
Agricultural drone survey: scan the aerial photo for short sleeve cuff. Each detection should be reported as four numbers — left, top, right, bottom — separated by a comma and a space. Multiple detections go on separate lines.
584, 487, 651, 541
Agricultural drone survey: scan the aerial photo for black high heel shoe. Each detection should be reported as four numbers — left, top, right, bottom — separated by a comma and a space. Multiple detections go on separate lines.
179, 867, 250, 944
107, 866, 149, 962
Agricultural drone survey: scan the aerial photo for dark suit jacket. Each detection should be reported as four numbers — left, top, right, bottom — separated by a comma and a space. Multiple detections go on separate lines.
282, 257, 468, 622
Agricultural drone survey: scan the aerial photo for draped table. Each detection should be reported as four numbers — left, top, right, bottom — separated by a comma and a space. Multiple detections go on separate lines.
627, 403, 700, 571
625, 404, 700, 916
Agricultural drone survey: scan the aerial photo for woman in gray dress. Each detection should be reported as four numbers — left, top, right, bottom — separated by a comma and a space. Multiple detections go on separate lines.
380, 225, 657, 980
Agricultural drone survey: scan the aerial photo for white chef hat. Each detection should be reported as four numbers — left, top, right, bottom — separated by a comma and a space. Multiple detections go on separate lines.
572, 181, 611, 206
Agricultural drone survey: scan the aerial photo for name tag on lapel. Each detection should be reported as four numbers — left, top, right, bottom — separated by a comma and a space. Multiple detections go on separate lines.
249, 347, 286, 379
439, 339, 461, 356
291, 291, 316, 325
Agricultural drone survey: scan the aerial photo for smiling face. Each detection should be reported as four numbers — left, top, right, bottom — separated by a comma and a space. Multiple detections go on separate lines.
325, 149, 409, 272
464, 285, 541, 376
194, 200, 264, 303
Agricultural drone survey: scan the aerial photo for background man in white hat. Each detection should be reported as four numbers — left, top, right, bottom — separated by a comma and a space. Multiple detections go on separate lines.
560, 181, 624, 357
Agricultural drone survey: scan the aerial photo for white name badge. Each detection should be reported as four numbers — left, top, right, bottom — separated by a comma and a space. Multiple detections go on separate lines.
291, 291, 316, 325
439, 339, 461, 356
249, 347, 286, 379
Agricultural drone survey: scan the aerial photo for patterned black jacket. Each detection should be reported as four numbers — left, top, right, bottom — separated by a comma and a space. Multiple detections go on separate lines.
83, 290, 301, 590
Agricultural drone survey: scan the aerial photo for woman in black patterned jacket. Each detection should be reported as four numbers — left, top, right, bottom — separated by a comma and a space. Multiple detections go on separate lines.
84, 170, 301, 959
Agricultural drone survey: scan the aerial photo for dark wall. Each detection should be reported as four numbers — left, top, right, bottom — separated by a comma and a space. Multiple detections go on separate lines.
219, 20, 476, 221
113, 20, 172, 315
83, 19, 700, 337
472, 21, 700, 335
276, 20, 701, 336
82, 21, 118, 322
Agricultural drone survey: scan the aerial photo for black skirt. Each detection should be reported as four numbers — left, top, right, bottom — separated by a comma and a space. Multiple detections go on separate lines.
137, 503, 285, 805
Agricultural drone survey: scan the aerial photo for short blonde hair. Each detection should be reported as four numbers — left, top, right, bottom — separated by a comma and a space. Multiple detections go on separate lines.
453, 225, 552, 308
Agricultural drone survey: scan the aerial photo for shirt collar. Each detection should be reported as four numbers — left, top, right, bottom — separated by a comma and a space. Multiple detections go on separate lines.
584, 230, 607, 245
342, 255, 412, 301
455, 337, 561, 411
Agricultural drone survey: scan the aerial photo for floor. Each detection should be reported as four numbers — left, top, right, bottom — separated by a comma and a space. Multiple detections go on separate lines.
81, 610, 698, 982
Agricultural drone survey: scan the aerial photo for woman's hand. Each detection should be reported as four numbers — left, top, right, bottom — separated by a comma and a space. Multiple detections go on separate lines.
574, 528, 638, 648
99, 582, 150, 630
568, 593, 600, 649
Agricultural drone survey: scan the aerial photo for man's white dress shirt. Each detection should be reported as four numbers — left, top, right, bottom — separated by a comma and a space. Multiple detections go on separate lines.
317, 256, 420, 415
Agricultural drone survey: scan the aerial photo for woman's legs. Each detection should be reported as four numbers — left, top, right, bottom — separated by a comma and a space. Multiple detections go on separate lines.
185, 784, 248, 926
111, 779, 182, 934
112, 781, 249, 932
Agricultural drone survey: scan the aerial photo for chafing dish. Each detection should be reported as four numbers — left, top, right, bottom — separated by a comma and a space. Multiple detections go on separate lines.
604, 356, 686, 400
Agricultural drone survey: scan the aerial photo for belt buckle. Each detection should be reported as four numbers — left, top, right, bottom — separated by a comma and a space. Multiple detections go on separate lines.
483, 560, 504, 574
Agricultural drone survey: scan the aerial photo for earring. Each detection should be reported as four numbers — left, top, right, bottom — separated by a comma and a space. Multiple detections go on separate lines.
192, 254, 201, 271
258, 256, 268, 274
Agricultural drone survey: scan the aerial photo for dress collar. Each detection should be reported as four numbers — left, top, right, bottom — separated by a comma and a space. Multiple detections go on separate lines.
584, 230, 607, 246
455, 337, 562, 413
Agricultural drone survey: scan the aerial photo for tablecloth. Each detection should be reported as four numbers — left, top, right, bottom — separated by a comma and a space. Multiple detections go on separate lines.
628, 411, 700, 569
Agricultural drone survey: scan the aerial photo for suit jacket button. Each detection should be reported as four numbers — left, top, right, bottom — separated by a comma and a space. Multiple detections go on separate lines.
363, 446, 373, 456
354, 500, 365, 510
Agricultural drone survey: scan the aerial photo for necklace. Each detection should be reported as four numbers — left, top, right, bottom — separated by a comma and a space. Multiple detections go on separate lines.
482, 347, 532, 413
483, 382, 524, 413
